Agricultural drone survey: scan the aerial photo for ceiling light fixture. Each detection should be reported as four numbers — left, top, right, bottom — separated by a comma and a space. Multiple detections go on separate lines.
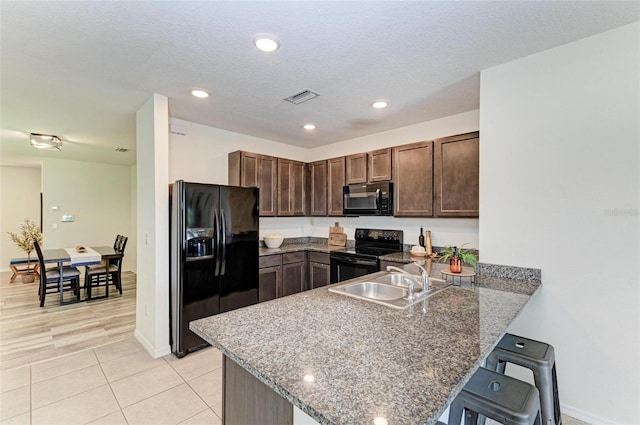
191, 89, 209, 98
372, 100, 388, 109
30, 133, 62, 151
303, 124, 316, 130
253, 34, 281, 52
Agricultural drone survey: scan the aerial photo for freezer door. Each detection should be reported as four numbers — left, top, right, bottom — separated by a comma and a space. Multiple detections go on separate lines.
170, 181, 221, 357
219, 186, 259, 313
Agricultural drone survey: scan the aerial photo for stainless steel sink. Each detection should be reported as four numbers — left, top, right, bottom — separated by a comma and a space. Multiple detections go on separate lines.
328, 272, 451, 309
342, 281, 407, 301
370, 273, 417, 286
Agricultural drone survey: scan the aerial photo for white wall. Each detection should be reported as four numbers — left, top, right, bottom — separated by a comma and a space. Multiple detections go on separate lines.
170, 110, 480, 249
479, 22, 639, 425
169, 118, 308, 185
0, 166, 41, 269
135, 94, 171, 358
40, 158, 134, 271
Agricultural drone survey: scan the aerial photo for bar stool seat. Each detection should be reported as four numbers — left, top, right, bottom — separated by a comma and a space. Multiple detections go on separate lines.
448, 367, 542, 425
486, 334, 561, 425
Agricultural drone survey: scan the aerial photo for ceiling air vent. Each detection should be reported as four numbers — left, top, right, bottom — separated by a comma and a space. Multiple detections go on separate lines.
115, 148, 129, 152
284, 89, 320, 105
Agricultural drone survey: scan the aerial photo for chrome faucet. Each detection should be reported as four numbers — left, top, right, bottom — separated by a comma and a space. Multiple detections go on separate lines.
386, 264, 429, 292
403, 277, 416, 301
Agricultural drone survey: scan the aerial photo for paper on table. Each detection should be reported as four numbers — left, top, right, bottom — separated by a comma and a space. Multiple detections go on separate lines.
64, 247, 101, 266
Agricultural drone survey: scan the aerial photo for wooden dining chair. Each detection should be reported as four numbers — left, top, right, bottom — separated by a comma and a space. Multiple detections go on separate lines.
85, 236, 127, 299
33, 240, 81, 307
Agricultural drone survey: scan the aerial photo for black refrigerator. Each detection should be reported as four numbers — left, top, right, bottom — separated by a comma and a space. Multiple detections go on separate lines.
170, 180, 259, 357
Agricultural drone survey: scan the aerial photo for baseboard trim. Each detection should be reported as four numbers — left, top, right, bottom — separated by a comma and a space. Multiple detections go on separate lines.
134, 328, 171, 358
561, 403, 617, 425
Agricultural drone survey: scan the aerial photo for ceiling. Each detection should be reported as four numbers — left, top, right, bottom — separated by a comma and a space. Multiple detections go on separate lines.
1, 1, 638, 167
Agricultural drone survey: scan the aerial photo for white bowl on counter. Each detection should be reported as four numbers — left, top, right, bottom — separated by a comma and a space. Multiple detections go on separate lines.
263, 235, 284, 248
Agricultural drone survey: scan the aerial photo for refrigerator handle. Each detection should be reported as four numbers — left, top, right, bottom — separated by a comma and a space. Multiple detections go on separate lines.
214, 208, 221, 276
220, 208, 227, 275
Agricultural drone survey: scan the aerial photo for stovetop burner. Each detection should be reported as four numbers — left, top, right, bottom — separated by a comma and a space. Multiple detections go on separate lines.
332, 228, 404, 259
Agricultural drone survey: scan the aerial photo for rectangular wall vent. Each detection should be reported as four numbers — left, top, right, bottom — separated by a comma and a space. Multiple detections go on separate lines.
284, 89, 320, 105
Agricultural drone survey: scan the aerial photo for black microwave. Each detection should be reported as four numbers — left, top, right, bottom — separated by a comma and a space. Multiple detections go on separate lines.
342, 182, 393, 216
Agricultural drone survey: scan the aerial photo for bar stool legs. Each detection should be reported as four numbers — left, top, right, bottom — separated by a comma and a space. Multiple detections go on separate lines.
486, 334, 562, 425
448, 367, 542, 425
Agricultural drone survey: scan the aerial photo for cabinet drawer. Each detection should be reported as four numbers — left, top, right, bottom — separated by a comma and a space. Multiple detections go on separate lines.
282, 251, 306, 264
259, 254, 282, 268
308, 252, 330, 265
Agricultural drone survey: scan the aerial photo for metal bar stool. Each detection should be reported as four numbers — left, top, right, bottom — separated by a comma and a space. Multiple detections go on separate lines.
448, 367, 542, 425
486, 334, 561, 425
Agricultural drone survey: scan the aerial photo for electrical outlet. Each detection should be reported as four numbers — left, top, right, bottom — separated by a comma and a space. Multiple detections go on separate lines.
145, 304, 149, 317
145, 233, 149, 245
52, 223, 57, 230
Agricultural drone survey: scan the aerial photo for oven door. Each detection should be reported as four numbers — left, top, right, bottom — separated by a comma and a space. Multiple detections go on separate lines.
330, 253, 378, 284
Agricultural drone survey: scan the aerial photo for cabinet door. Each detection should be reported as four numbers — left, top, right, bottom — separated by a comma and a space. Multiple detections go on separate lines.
309, 161, 327, 216
345, 153, 367, 184
434, 132, 479, 217
277, 158, 293, 216
228, 151, 258, 187
291, 160, 306, 216
309, 262, 330, 289
393, 141, 434, 217
278, 159, 306, 216
229, 151, 277, 217
258, 155, 278, 217
259, 266, 281, 302
327, 157, 346, 216
369, 148, 392, 182
282, 262, 306, 297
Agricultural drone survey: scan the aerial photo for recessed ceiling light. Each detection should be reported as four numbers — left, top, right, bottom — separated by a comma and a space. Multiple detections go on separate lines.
303, 124, 316, 130
372, 100, 388, 109
253, 34, 280, 52
30, 133, 62, 151
303, 374, 315, 382
191, 89, 209, 98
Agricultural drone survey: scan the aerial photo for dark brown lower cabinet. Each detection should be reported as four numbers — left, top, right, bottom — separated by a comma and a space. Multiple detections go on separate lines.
258, 266, 280, 302
258, 255, 281, 302
281, 252, 306, 297
224, 355, 293, 425
308, 252, 330, 289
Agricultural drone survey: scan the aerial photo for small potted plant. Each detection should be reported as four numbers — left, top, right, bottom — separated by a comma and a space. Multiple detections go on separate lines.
7, 218, 43, 283
438, 243, 478, 273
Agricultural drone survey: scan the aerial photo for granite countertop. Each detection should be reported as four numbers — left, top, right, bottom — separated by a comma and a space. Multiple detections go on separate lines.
259, 242, 347, 256
190, 272, 541, 425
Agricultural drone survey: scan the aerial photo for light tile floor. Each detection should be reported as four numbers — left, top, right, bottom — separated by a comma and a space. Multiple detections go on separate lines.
0, 338, 222, 425
0, 337, 592, 425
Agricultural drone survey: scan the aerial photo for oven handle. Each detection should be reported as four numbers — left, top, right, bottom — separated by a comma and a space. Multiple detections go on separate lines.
331, 256, 378, 267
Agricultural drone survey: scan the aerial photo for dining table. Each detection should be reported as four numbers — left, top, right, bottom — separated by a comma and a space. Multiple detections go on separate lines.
41, 246, 123, 305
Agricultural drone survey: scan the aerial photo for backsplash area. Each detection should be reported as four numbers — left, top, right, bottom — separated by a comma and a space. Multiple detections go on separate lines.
259, 216, 479, 252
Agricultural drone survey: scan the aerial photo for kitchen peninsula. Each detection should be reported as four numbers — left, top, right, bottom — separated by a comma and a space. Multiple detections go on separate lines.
191, 269, 540, 425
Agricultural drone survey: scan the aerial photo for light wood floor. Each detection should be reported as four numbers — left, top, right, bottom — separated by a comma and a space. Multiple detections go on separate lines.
0, 270, 136, 371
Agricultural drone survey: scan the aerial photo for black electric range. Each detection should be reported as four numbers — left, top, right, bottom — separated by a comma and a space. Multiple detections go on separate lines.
330, 228, 403, 284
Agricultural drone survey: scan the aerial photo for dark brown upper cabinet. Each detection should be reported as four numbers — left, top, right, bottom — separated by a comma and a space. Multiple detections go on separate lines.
277, 158, 306, 216
433, 132, 479, 218
368, 148, 392, 182
345, 153, 367, 184
228, 151, 277, 216
392, 141, 434, 217
309, 160, 327, 216
327, 157, 346, 216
